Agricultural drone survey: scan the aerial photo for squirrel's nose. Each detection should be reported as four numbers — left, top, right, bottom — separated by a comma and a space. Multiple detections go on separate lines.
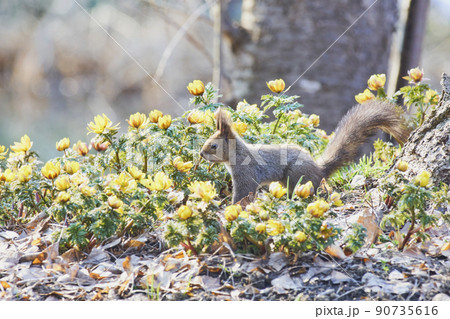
200, 151, 205, 158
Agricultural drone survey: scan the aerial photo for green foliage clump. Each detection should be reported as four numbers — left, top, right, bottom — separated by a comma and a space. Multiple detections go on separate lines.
0, 68, 447, 256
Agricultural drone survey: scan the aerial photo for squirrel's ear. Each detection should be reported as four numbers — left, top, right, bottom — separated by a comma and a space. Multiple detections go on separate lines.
215, 108, 233, 136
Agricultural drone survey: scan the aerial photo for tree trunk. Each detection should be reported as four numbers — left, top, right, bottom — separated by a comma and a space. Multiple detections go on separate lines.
227, 0, 398, 134
394, 73, 450, 184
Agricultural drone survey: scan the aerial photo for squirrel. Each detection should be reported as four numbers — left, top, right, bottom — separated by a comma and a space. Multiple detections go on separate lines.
200, 100, 411, 204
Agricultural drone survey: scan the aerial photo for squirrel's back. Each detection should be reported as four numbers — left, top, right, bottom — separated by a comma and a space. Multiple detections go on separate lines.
317, 100, 410, 178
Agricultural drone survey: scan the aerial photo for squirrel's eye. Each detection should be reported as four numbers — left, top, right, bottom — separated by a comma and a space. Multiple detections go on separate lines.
211, 144, 217, 150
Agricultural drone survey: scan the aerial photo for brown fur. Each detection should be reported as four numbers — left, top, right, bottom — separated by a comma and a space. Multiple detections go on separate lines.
201, 101, 410, 203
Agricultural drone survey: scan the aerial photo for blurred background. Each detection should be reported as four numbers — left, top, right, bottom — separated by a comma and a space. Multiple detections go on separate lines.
0, 0, 449, 161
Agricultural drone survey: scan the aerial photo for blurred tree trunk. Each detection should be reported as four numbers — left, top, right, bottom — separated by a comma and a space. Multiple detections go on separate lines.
395, 0, 430, 91
225, 0, 398, 135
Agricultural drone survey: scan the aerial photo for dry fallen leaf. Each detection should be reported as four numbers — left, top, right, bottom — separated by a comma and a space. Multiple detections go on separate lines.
325, 244, 346, 259
1, 281, 11, 289
122, 256, 132, 273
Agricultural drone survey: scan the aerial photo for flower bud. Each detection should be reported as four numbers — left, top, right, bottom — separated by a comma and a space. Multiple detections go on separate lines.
187, 110, 206, 124
397, 160, 408, 172
55, 175, 71, 191
355, 89, 375, 104
107, 196, 123, 209
294, 231, 307, 243
187, 80, 205, 96
91, 138, 110, 152
158, 115, 172, 130
64, 161, 80, 175
267, 79, 285, 93
232, 121, 248, 136
224, 205, 240, 221
56, 191, 71, 204
267, 219, 284, 236
56, 137, 70, 152
414, 171, 431, 187
149, 110, 163, 123
405, 67, 424, 83
178, 205, 193, 220
127, 112, 148, 129
41, 162, 61, 180
367, 74, 386, 91
309, 114, 320, 127
295, 181, 314, 198
269, 182, 286, 199
255, 223, 266, 234
73, 140, 89, 156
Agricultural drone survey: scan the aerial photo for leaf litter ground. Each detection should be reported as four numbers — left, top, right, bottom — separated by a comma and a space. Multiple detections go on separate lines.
0, 188, 449, 301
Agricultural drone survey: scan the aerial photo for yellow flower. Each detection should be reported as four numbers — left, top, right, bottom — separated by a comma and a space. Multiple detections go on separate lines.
330, 192, 343, 207
158, 115, 172, 130
397, 160, 408, 172
56, 137, 70, 152
367, 74, 386, 91
149, 110, 163, 123
173, 157, 193, 173
267, 219, 285, 236
259, 210, 269, 221
17, 165, 32, 183
187, 110, 206, 124
127, 112, 149, 129
0, 169, 15, 182
10, 134, 32, 154
41, 162, 61, 180
415, 171, 431, 187
111, 172, 137, 193
295, 181, 314, 198
142, 172, 172, 191
224, 205, 241, 222
309, 114, 320, 127
188, 181, 217, 203
73, 140, 89, 156
269, 182, 286, 199
306, 199, 329, 218
80, 184, 96, 196
424, 89, 439, 105
236, 100, 262, 118
0, 145, 7, 159
55, 175, 71, 191
403, 67, 423, 83
107, 195, 123, 209
64, 161, 80, 175
267, 79, 285, 93
87, 114, 119, 134
255, 223, 266, 234
232, 120, 248, 136
187, 80, 205, 96
128, 166, 145, 181
355, 89, 375, 104
294, 231, 307, 243
320, 223, 337, 239
178, 205, 192, 220
56, 191, 71, 204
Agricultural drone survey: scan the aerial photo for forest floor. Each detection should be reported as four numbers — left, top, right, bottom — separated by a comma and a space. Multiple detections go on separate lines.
1, 196, 449, 301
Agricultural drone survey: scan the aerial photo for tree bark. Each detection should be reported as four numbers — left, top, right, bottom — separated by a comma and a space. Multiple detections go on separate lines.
226, 0, 398, 134
395, 73, 450, 185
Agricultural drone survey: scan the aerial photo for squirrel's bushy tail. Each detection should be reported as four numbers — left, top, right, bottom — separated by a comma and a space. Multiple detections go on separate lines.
317, 100, 411, 178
